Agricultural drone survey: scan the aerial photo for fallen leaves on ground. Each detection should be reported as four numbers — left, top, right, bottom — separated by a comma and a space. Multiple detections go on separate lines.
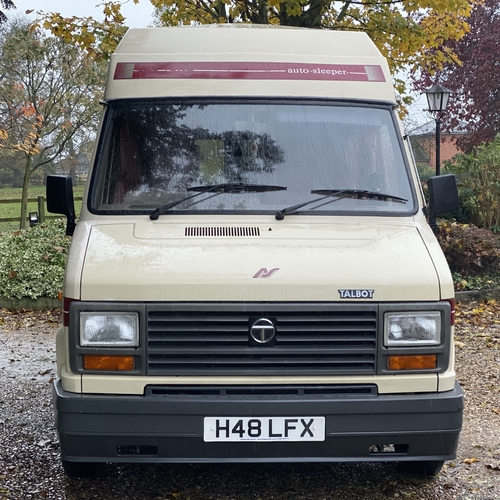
0, 308, 60, 332
463, 458, 480, 464
456, 299, 500, 330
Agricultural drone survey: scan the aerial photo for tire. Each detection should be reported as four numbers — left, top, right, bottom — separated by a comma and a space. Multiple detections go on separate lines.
61, 460, 98, 478
398, 460, 445, 478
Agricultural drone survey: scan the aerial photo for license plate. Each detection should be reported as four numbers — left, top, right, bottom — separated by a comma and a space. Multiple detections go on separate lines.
204, 416, 325, 442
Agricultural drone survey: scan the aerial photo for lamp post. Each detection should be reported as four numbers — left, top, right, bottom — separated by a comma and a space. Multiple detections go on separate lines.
424, 84, 452, 176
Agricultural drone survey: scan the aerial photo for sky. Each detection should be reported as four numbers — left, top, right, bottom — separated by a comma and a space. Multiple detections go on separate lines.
8, 0, 156, 28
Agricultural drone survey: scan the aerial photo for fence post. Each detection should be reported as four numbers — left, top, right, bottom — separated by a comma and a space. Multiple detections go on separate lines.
37, 196, 45, 224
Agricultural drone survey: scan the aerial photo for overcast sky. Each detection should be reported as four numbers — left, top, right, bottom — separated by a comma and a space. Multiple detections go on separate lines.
9, 0, 155, 28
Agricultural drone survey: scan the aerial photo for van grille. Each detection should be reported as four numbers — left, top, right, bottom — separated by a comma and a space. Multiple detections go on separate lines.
146, 304, 377, 376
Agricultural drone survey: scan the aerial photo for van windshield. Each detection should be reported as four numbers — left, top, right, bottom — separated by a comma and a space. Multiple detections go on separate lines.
90, 100, 415, 216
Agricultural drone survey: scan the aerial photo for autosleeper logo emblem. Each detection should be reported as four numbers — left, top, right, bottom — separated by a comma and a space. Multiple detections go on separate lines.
253, 268, 280, 278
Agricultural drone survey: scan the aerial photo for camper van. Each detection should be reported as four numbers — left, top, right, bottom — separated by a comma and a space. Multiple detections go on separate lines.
47, 25, 463, 478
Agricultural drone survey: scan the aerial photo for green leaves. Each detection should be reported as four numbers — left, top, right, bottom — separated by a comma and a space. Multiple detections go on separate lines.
446, 134, 500, 230
0, 220, 70, 299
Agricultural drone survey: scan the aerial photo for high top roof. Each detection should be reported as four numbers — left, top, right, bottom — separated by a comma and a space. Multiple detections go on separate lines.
105, 25, 395, 103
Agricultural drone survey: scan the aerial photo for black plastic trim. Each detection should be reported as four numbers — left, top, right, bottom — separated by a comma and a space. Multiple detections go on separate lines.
54, 380, 463, 463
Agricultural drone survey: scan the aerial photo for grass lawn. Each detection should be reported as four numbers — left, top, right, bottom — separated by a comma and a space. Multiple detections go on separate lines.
0, 185, 85, 232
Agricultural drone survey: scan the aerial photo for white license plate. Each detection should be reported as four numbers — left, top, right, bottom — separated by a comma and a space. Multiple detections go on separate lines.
204, 416, 325, 442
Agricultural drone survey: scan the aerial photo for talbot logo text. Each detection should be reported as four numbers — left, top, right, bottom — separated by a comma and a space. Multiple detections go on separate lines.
339, 289, 374, 299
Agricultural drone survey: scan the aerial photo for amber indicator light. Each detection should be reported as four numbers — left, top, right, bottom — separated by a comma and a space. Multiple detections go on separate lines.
83, 355, 135, 371
388, 355, 437, 371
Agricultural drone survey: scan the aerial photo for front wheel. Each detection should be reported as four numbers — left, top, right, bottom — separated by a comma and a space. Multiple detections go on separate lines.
398, 460, 445, 478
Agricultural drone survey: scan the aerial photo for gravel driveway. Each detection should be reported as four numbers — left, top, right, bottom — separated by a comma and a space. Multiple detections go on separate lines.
1, 307, 499, 500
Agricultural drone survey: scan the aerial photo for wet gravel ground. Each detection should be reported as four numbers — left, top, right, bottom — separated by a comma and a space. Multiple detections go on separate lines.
1, 309, 499, 500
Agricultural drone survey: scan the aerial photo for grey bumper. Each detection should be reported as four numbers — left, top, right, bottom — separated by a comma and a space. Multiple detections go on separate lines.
53, 380, 463, 463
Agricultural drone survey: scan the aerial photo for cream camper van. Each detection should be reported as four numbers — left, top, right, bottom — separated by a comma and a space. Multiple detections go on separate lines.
47, 25, 463, 478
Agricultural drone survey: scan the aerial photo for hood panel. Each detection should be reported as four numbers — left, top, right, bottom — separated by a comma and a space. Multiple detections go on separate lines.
80, 221, 439, 302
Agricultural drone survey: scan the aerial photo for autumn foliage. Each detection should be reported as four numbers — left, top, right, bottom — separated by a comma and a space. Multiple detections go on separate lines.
413, 0, 500, 152
39, 0, 473, 99
0, 21, 105, 229
437, 221, 500, 278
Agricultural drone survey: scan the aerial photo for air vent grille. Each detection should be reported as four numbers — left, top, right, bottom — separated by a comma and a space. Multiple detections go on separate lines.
185, 226, 260, 237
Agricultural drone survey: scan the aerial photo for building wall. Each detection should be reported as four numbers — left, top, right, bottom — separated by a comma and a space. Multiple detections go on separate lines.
416, 133, 461, 169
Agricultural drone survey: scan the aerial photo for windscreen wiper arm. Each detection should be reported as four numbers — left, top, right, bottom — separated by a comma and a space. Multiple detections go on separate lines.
187, 183, 287, 193
150, 183, 286, 220
275, 189, 407, 220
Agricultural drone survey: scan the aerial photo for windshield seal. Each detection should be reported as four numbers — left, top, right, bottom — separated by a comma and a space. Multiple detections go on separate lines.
88, 97, 417, 218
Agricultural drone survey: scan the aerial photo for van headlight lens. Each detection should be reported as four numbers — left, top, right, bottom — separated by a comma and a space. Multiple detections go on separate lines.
384, 312, 441, 346
80, 313, 139, 347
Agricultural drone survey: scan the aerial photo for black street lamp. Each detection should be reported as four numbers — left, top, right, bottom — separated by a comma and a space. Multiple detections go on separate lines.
424, 84, 452, 176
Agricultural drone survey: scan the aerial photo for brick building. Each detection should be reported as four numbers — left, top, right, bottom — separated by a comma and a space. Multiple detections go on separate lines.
408, 121, 465, 169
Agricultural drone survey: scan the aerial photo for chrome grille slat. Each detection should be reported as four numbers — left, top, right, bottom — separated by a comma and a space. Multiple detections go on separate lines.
146, 305, 378, 375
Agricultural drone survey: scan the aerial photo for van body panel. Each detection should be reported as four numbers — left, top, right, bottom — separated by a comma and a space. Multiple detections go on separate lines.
54, 379, 463, 464
105, 26, 394, 102
79, 373, 439, 395
79, 218, 440, 302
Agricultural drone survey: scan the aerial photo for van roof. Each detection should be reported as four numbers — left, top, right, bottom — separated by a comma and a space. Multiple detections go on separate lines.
105, 25, 396, 103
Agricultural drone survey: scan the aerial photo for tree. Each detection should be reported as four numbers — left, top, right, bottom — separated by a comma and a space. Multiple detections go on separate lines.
41, 0, 473, 100
411, 0, 500, 152
0, 20, 105, 228
0, 148, 24, 187
0, 0, 15, 23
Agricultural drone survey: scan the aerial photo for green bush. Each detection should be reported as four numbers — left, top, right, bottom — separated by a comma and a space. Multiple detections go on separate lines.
416, 163, 435, 182
0, 219, 70, 299
436, 220, 500, 277
445, 134, 500, 230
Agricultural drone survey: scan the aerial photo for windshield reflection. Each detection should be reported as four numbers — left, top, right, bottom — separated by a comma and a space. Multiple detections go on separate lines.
90, 101, 414, 215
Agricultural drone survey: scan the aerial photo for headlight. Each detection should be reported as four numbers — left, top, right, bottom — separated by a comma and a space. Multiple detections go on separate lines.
384, 311, 441, 346
80, 313, 139, 347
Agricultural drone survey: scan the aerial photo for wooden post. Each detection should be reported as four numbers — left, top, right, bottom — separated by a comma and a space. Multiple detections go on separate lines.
38, 196, 45, 224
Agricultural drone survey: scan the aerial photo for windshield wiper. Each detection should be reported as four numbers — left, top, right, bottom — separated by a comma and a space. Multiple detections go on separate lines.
275, 189, 407, 220
187, 183, 287, 193
150, 183, 286, 220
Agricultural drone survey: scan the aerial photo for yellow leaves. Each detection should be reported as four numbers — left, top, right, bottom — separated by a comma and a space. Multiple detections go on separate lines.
455, 300, 500, 335
0, 129, 8, 145
1, 110, 43, 156
36, 0, 475, 98
463, 457, 480, 464
41, 5, 127, 60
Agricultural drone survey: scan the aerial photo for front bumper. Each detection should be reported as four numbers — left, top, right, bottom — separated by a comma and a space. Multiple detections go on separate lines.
54, 380, 463, 463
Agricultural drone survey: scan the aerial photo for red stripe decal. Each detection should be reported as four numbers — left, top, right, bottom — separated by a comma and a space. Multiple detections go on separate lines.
114, 62, 385, 83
